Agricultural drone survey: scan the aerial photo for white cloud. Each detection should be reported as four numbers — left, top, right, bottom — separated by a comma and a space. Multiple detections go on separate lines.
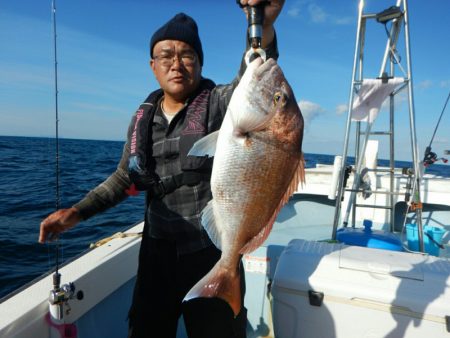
286, 1, 353, 26
70, 102, 125, 116
0, 11, 149, 140
416, 80, 433, 90
286, 0, 304, 18
440, 80, 450, 88
415, 80, 450, 89
336, 104, 348, 115
298, 100, 326, 128
433, 137, 449, 145
308, 4, 327, 23
333, 16, 354, 25
0, 63, 53, 88
287, 7, 301, 18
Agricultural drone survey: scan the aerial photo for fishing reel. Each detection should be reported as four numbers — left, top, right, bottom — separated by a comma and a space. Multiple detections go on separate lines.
236, 0, 269, 64
49, 283, 75, 318
423, 146, 448, 167
49, 273, 82, 320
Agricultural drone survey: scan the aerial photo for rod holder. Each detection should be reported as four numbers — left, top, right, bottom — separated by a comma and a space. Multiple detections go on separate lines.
376, 6, 403, 23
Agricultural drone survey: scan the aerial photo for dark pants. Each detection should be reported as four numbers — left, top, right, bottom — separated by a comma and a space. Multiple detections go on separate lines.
127, 235, 247, 338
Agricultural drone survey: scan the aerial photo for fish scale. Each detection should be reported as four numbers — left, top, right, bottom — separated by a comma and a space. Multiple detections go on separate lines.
184, 57, 304, 316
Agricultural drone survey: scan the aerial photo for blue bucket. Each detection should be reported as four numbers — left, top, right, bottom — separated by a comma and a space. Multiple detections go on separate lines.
336, 220, 403, 252
405, 223, 445, 256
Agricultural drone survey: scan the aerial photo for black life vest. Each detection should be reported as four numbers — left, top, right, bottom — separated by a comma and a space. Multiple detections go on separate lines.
127, 79, 215, 198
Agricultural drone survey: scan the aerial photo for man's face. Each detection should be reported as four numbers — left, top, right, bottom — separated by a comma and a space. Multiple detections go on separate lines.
151, 40, 202, 102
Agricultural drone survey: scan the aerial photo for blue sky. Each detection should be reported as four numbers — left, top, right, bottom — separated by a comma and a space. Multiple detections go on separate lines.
0, 0, 449, 164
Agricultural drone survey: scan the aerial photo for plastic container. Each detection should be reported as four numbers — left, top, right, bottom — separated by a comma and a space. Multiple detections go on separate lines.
272, 239, 450, 338
336, 219, 403, 251
405, 223, 445, 257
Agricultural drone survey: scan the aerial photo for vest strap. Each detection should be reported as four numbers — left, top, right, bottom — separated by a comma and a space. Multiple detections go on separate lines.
152, 172, 211, 199
127, 78, 216, 199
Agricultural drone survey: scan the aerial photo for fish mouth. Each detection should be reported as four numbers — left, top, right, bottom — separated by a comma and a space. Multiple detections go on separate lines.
253, 58, 283, 86
249, 56, 264, 67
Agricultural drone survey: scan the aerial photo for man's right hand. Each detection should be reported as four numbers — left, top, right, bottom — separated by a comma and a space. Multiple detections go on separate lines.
39, 207, 82, 243
238, 0, 285, 48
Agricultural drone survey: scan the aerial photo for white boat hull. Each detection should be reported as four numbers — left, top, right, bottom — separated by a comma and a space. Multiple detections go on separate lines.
0, 223, 142, 338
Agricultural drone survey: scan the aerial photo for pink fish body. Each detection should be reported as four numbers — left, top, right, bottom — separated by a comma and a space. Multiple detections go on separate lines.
185, 58, 305, 316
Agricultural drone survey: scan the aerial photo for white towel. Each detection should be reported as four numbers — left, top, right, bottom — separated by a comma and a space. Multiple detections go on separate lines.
351, 78, 404, 123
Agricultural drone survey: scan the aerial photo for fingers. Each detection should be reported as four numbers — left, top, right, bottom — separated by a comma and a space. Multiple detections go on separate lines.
38, 220, 48, 243
39, 212, 62, 243
239, 0, 263, 6
240, 0, 285, 8
239, 0, 285, 27
39, 208, 80, 243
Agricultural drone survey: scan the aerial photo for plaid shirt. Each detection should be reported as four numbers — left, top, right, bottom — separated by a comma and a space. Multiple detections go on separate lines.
74, 38, 279, 254
74, 80, 239, 254
145, 94, 227, 254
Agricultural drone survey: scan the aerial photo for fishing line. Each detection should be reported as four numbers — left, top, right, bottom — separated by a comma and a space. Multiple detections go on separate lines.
51, 0, 61, 277
427, 91, 450, 149
423, 90, 450, 166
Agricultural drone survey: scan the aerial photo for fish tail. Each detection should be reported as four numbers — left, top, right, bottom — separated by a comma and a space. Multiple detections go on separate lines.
184, 261, 242, 317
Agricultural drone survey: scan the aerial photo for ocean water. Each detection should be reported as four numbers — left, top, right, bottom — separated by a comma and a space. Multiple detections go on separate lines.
0, 136, 145, 300
0, 135, 448, 300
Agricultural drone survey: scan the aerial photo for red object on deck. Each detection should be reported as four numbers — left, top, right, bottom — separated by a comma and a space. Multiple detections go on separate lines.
46, 313, 78, 338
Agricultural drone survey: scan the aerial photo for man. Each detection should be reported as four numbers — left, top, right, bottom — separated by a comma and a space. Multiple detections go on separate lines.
39, 1, 285, 337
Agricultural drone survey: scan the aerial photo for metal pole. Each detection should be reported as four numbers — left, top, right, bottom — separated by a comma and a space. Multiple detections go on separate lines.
342, 121, 373, 227
389, 93, 395, 231
353, 121, 361, 227
388, 20, 397, 232
332, 0, 365, 239
379, 0, 403, 76
403, 0, 424, 252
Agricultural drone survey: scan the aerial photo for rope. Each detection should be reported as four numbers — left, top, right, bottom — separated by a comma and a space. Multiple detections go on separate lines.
89, 232, 143, 248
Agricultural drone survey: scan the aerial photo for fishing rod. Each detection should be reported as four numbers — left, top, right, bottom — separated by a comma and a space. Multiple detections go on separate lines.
48, 2, 76, 334
51, 0, 61, 292
423, 91, 450, 167
236, 0, 269, 64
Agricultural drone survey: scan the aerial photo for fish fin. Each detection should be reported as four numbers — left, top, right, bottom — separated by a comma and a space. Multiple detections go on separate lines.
277, 152, 306, 206
202, 200, 223, 250
228, 58, 271, 134
298, 152, 306, 187
188, 131, 220, 157
239, 215, 276, 254
184, 262, 242, 317
229, 102, 273, 134
239, 154, 305, 254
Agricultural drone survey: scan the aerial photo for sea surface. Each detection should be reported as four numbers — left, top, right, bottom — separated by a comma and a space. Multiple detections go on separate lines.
0, 135, 448, 300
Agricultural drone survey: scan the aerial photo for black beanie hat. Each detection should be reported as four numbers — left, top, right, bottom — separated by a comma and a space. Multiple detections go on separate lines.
150, 13, 204, 66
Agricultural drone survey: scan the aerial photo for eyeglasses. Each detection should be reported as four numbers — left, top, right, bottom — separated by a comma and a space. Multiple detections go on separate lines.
153, 52, 197, 67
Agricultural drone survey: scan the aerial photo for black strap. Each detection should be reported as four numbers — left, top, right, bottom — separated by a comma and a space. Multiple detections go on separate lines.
150, 171, 211, 199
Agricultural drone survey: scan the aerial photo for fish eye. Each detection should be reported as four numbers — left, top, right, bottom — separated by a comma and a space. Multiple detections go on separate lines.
274, 92, 282, 102
273, 92, 284, 105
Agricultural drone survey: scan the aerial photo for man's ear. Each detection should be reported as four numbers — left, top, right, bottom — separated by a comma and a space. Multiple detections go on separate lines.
150, 59, 156, 74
